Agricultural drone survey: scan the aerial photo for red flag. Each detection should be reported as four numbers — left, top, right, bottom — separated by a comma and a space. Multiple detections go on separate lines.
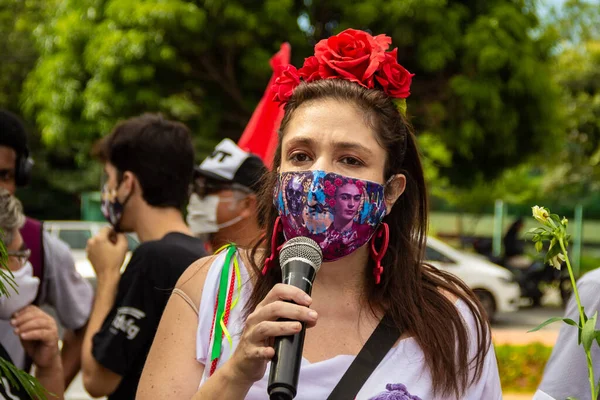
238, 43, 291, 169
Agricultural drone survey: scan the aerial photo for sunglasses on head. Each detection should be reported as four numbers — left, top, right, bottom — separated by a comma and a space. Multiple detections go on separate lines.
192, 177, 252, 199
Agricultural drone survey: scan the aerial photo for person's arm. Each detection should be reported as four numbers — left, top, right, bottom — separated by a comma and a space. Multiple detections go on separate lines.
11, 305, 65, 400
41, 232, 94, 389
136, 259, 209, 399
81, 227, 128, 397
139, 252, 318, 400
61, 326, 86, 389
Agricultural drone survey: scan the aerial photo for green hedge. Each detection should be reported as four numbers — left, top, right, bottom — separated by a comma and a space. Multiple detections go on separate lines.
496, 342, 553, 392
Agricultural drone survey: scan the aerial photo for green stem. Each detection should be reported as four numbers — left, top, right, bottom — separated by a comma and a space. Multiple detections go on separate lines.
559, 238, 595, 399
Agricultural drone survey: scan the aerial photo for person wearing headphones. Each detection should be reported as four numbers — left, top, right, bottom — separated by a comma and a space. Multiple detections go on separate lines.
0, 109, 94, 389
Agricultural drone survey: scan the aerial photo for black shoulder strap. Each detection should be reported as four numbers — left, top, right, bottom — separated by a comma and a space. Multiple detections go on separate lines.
327, 312, 401, 400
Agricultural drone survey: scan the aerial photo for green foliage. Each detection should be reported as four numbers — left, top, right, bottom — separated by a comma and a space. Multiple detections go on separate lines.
433, 162, 544, 215
541, 40, 600, 202
0, 232, 17, 299
14, 0, 563, 201
0, 0, 46, 113
496, 343, 552, 392
529, 206, 600, 399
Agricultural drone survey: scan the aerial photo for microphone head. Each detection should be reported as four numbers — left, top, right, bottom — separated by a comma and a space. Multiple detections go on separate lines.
279, 237, 323, 273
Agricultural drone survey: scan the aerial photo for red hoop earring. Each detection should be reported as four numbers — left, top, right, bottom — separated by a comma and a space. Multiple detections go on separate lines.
262, 217, 284, 275
369, 223, 389, 284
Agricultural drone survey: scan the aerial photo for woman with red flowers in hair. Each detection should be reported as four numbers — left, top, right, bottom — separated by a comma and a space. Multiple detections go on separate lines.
139, 29, 501, 400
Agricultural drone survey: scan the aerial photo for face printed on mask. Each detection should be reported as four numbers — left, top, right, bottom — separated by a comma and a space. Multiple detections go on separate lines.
274, 170, 387, 261
0, 262, 40, 320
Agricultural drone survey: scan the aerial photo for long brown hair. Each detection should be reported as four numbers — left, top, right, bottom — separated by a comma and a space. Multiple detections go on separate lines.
247, 79, 490, 397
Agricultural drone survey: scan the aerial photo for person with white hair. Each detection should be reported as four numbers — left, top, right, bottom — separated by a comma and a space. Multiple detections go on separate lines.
0, 188, 64, 399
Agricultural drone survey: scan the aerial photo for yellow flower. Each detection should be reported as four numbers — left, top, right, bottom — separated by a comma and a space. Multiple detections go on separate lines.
550, 253, 566, 269
561, 217, 568, 227
532, 205, 550, 224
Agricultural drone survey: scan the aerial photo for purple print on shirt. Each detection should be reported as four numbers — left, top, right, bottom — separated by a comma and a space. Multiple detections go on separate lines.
368, 383, 423, 400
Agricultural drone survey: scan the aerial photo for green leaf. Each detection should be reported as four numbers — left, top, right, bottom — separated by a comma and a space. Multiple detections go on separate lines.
393, 98, 407, 116
528, 227, 548, 235
582, 312, 598, 352
535, 240, 543, 253
528, 317, 576, 332
0, 357, 49, 400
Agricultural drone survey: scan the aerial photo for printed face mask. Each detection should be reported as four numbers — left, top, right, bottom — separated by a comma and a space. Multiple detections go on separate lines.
0, 262, 40, 320
274, 170, 387, 261
101, 183, 131, 231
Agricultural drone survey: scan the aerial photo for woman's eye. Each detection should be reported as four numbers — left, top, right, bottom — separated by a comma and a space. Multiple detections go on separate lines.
290, 153, 311, 163
340, 156, 363, 166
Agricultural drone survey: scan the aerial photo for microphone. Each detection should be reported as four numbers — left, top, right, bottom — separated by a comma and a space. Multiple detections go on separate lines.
268, 237, 323, 400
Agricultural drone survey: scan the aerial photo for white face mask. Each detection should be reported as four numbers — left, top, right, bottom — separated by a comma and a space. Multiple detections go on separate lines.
187, 193, 246, 237
0, 262, 40, 320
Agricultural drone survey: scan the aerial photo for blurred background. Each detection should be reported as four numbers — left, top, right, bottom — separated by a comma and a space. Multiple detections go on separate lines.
2, 0, 600, 397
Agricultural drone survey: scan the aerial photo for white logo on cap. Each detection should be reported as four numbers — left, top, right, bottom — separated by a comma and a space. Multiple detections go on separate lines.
199, 138, 250, 180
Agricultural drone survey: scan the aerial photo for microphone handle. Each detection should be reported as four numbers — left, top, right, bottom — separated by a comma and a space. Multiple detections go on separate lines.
268, 261, 317, 400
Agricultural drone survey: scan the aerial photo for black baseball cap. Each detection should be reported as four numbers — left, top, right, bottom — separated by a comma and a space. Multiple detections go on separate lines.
194, 139, 266, 193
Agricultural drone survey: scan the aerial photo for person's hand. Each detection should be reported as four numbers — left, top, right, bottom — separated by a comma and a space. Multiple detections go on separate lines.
226, 284, 318, 384
11, 305, 60, 369
87, 226, 128, 280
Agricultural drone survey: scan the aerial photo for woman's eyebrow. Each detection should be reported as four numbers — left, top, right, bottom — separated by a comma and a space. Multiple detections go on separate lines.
285, 136, 316, 148
333, 141, 374, 156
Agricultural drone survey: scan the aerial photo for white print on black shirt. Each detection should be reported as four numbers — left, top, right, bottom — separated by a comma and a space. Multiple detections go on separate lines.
110, 307, 146, 340
0, 377, 20, 400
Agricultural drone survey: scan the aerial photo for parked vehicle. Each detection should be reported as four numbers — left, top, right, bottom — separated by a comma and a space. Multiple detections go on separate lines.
471, 237, 571, 306
44, 221, 139, 282
426, 236, 521, 321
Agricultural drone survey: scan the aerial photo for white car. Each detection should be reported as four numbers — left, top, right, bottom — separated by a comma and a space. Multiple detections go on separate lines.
44, 221, 138, 282
425, 236, 520, 320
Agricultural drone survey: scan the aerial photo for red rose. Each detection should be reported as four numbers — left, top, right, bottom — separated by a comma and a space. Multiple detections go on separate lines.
272, 65, 301, 103
327, 198, 336, 208
324, 186, 336, 197
314, 29, 390, 88
355, 180, 365, 191
375, 48, 414, 98
298, 56, 321, 82
334, 178, 343, 187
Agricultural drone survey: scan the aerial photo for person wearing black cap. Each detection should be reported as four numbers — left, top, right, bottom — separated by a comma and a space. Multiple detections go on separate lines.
187, 138, 267, 252
0, 109, 94, 389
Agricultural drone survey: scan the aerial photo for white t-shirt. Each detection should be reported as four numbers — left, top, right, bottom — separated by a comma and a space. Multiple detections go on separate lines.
196, 251, 502, 399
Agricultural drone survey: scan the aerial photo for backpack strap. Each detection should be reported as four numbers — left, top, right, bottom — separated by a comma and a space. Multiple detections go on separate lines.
19, 217, 44, 305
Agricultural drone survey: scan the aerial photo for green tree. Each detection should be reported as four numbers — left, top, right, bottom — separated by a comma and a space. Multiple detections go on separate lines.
0, 0, 45, 113
541, 40, 600, 201
19, 0, 562, 201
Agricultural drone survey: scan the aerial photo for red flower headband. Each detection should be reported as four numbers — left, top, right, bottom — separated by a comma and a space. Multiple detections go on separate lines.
271, 29, 414, 113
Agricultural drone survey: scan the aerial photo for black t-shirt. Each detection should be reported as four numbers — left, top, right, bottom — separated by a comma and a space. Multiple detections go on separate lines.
0, 344, 31, 399
92, 232, 206, 399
